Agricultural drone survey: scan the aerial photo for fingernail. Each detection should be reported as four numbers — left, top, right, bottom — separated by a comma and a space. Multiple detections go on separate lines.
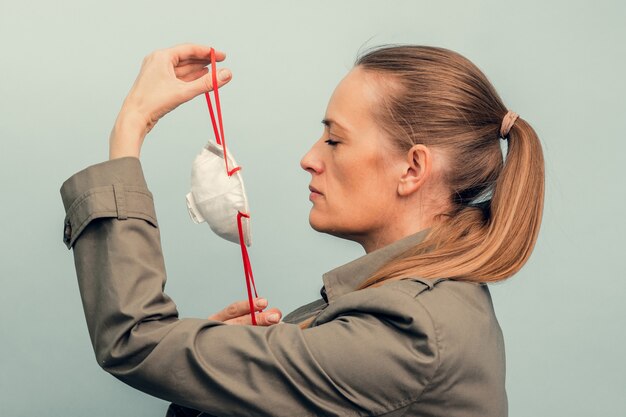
218, 69, 231, 81
267, 313, 280, 323
256, 298, 268, 308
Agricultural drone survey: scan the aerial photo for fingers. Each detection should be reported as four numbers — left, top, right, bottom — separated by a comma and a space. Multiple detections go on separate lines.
207, 298, 283, 326
159, 43, 231, 99
177, 57, 213, 66
254, 308, 283, 326
208, 297, 267, 322
166, 43, 226, 65
115, 43, 230, 146
185, 68, 232, 97
179, 67, 208, 82
175, 63, 208, 78
223, 307, 283, 326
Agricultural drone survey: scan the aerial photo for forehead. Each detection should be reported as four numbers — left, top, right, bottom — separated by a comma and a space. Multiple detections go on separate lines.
326, 67, 383, 132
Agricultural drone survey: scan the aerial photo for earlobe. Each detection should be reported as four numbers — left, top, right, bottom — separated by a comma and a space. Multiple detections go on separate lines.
397, 144, 431, 197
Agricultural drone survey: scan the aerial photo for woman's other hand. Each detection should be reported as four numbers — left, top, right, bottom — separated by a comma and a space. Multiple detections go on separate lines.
208, 298, 283, 326
109, 43, 232, 160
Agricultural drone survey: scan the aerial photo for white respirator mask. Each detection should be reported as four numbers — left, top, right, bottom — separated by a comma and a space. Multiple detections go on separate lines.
186, 141, 251, 246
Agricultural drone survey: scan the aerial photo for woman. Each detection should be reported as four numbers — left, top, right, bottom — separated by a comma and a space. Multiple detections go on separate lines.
60, 43, 544, 416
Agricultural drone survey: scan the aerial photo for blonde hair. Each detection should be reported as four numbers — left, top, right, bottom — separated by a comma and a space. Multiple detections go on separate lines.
300, 45, 544, 328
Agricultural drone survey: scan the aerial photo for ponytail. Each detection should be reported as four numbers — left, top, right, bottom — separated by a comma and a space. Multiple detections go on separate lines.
357, 116, 544, 288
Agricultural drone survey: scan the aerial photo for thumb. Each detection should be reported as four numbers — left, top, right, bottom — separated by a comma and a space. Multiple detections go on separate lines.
187, 68, 232, 97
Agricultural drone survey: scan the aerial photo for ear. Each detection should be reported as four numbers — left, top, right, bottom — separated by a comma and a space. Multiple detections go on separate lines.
397, 144, 432, 197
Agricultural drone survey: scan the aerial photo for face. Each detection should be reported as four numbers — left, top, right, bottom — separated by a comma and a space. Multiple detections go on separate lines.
300, 67, 406, 244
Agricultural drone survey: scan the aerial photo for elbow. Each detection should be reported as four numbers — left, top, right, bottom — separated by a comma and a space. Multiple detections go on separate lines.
93, 334, 159, 397
92, 318, 173, 376
93, 333, 139, 375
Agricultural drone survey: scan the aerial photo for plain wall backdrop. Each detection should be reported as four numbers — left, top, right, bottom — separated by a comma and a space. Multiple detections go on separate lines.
1, 0, 624, 416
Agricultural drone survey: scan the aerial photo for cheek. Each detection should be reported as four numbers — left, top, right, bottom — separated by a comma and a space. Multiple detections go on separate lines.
328, 154, 363, 198
335, 152, 395, 210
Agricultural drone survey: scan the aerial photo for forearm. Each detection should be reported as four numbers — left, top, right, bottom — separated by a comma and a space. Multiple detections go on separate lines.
74, 217, 179, 369
61, 157, 174, 363
108, 107, 150, 160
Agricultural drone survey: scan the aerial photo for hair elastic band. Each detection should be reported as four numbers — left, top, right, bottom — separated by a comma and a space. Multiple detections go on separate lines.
500, 110, 519, 138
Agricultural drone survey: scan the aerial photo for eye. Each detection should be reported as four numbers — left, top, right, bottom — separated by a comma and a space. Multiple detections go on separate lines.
325, 138, 339, 146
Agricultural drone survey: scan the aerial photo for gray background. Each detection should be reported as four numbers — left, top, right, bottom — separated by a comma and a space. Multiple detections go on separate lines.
1, 0, 624, 416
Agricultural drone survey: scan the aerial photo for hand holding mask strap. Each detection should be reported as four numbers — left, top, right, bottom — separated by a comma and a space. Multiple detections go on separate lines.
186, 47, 259, 325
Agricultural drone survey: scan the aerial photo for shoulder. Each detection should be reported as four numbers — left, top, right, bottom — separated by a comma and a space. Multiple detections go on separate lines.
310, 279, 441, 356
383, 278, 504, 349
389, 278, 500, 323
314, 278, 504, 370
306, 279, 506, 413
302, 279, 506, 413
317, 278, 496, 326
388, 279, 506, 401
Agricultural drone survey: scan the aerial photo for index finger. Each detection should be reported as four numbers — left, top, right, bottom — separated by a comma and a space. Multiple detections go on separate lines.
208, 298, 267, 322
167, 43, 226, 64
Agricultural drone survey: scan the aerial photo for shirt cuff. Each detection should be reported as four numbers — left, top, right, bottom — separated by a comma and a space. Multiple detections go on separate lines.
60, 157, 158, 249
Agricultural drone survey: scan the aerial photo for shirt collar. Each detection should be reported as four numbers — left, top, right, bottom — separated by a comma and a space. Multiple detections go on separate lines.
321, 229, 430, 303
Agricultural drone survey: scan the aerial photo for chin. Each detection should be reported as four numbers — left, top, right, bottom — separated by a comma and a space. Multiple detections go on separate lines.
309, 211, 336, 233
309, 212, 360, 241
308, 212, 327, 233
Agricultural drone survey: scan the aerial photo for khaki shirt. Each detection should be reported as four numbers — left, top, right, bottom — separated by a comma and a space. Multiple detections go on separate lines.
61, 157, 507, 417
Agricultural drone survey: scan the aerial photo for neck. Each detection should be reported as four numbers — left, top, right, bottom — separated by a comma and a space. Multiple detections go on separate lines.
346, 190, 449, 253
358, 220, 429, 253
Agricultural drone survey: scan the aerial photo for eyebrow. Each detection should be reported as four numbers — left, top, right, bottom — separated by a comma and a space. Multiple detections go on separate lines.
321, 118, 350, 133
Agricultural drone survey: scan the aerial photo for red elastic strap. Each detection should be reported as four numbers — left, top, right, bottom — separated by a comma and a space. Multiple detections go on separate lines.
237, 211, 258, 325
203, 49, 259, 325
204, 48, 240, 177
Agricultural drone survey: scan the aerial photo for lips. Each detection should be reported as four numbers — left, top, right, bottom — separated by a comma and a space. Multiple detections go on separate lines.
309, 185, 323, 195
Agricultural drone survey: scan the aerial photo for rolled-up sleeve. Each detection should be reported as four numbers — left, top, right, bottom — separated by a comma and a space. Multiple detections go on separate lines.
61, 157, 158, 249
60, 158, 439, 417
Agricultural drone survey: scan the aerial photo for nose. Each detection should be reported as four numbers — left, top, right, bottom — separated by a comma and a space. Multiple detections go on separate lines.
300, 141, 323, 174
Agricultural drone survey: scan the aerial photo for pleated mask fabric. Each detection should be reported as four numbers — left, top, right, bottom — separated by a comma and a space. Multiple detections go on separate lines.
186, 140, 251, 246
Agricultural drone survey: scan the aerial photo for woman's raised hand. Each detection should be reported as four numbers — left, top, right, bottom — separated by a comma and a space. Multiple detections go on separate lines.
208, 298, 283, 326
109, 44, 232, 160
